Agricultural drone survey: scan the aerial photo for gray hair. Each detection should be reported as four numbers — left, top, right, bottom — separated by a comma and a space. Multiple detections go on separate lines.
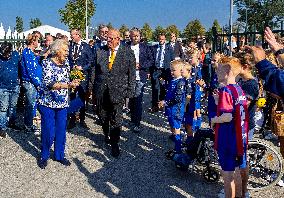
49, 39, 68, 56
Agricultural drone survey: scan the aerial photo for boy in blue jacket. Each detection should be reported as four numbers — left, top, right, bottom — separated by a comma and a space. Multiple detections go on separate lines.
159, 60, 186, 153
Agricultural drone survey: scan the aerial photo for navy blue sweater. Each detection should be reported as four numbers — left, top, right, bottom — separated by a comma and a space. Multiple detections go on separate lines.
0, 51, 20, 89
255, 59, 284, 100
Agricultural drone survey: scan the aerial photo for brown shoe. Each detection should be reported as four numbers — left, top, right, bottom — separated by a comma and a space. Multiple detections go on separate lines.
0, 129, 7, 138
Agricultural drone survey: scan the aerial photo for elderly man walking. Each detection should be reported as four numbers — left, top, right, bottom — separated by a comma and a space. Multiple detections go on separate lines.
93, 29, 136, 157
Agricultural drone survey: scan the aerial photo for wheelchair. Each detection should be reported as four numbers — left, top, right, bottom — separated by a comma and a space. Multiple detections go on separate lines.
166, 128, 220, 183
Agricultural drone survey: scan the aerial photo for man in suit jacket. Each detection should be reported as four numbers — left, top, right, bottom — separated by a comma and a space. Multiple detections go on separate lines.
93, 29, 136, 157
168, 32, 184, 60
149, 34, 174, 112
68, 28, 94, 129
128, 28, 153, 132
93, 24, 109, 50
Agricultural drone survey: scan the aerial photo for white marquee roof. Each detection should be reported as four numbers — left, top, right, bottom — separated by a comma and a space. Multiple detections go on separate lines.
21, 25, 70, 39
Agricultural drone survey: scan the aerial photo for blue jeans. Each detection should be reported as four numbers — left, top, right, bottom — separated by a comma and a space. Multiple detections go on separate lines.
0, 86, 20, 129
22, 81, 37, 127
39, 105, 67, 161
129, 82, 145, 126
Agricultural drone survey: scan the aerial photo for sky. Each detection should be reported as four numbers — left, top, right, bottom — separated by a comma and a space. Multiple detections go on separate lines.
0, 0, 239, 32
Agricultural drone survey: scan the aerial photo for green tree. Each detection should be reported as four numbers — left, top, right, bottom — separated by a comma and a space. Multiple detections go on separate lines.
59, 0, 96, 37
165, 24, 180, 40
30, 18, 42, 29
15, 16, 24, 32
206, 19, 222, 41
183, 19, 206, 40
119, 24, 129, 37
140, 23, 153, 42
234, 0, 284, 31
152, 25, 166, 41
106, 22, 113, 29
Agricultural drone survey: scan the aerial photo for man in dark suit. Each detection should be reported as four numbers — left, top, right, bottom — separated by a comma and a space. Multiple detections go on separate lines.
93, 29, 136, 157
128, 28, 153, 132
68, 28, 94, 129
93, 24, 109, 50
168, 32, 184, 60
149, 34, 174, 112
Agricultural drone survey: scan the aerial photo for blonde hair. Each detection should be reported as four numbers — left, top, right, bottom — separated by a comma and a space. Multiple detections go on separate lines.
170, 60, 188, 70
26, 33, 38, 45
219, 56, 242, 76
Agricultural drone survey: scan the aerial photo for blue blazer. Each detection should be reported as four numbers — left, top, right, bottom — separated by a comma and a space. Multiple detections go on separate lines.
152, 43, 174, 70
256, 59, 284, 100
68, 41, 94, 72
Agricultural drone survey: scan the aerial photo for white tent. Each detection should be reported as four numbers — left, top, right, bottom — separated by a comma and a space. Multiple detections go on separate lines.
20, 25, 70, 39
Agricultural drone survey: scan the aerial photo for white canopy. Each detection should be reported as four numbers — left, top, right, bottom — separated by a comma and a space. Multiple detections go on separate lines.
20, 25, 70, 39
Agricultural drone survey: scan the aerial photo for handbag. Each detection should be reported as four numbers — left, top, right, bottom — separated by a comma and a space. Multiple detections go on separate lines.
271, 99, 284, 137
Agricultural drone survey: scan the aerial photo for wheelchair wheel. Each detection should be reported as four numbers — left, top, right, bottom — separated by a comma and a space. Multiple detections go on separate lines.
202, 167, 220, 183
248, 139, 283, 191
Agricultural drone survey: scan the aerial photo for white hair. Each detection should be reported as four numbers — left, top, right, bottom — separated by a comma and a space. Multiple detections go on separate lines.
49, 39, 68, 56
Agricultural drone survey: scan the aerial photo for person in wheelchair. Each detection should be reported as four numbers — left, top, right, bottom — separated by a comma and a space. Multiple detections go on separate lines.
166, 128, 215, 170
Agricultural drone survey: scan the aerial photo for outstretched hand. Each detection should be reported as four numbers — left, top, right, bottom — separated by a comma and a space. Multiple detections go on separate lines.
244, 45, 266, 64
264, 27, 283, 52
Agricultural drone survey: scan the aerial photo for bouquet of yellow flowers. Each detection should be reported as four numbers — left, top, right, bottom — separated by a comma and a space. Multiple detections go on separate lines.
70, 68, 85, 81
70, 67, 85, 92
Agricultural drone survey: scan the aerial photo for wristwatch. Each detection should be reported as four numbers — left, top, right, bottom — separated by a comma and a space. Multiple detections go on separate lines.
274, 48, 284, 56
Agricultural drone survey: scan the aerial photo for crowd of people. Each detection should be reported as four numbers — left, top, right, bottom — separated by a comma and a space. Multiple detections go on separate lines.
0, 24, 283, 198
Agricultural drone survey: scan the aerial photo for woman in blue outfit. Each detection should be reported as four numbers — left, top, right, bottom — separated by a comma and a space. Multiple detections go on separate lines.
0, 42, 21, 138
37, 39, 79, 169
20, 33, 42, 132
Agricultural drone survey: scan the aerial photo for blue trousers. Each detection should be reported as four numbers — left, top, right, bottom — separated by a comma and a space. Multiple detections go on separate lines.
39, 105, 67, 161
129, 82, 145, 126
22, 81, 37, 127
0, 86, 20, 129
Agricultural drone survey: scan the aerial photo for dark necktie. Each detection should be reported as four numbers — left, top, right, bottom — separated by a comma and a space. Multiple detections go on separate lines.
156, 45, 162, 67
74, 44, 79, 60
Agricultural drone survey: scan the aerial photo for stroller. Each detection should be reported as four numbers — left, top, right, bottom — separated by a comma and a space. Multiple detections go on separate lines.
166, 128, 220, 182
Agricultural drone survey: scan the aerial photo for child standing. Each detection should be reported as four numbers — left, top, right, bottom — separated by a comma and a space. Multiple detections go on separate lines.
187, 50, 204, 133
181, 62, 193, 144
159, 60, 186, 153
211, 57, 249, 198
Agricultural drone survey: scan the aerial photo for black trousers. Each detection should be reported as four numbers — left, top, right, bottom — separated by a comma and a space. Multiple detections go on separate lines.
96, 88, 123, 145
69, 85, 86, 123
150, 68, 171, 108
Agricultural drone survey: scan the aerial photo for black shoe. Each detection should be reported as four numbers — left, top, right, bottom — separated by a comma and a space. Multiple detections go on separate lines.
148, 106, 159, 113
55, 158, 71, 166
0, 130, 7, 138
8, 123, 24, 131
105, 136, 111, 144
38, 159, 48, 169
133, 125, 141, 133
67, 122, 76, 130
79, 121, 89, 129
111, 144, 120, 158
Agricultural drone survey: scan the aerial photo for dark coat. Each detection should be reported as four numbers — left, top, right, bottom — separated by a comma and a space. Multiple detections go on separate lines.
169, 42, 184, 60
93, 44, 136, 103
151, 43, 174, 69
